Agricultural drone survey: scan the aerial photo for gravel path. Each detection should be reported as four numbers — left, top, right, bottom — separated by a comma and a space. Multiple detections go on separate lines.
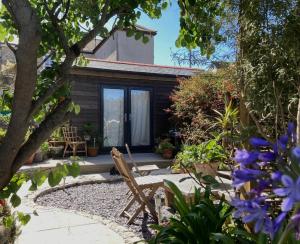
36, 182, 165, 240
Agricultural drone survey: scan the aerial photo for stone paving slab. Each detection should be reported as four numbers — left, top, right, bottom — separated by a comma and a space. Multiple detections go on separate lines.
20, 153, 172, 174
15, 173, 141, 244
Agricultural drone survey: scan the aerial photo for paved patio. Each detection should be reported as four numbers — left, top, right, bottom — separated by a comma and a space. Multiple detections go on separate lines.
16, 173, 141, 244
20, 153, 172, 174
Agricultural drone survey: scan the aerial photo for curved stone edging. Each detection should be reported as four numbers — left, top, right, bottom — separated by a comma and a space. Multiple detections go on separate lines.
24, 177, 141, 244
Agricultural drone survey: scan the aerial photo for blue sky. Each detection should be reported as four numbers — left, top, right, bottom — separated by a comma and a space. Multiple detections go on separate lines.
138, 2, 182, 66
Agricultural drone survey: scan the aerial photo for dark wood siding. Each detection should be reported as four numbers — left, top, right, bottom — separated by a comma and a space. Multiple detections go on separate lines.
70, 68, 181, 151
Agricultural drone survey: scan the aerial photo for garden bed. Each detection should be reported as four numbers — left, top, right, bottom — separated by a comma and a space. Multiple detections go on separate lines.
35, 182, 165, 240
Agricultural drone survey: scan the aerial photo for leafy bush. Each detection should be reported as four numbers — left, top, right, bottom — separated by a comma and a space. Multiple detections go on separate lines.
149, 181, 253, 244
168, 68, 236, 144
175, 138, 226, 169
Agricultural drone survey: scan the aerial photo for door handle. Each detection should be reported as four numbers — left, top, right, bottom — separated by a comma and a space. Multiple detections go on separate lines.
124, 113, 127, 123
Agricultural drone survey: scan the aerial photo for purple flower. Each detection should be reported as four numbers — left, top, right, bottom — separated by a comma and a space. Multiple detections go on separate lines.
271, 171, 282, 182
278, 135, 288, 151
288, 122, 296, 143
291, 213, 300, 240
292, 147, 300, 160
232, 168, 263, 188
231, 198, 272, 234
250, 137, 271, 148
258, 152, 276, 162
273, 175, 300, 212
234, 149, 258, 166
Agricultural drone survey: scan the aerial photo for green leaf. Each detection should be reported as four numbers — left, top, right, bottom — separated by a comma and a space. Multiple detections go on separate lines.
162, 2, 168, 9
48, 170, 63, 187
202, 175, 219, 186
142, 36, 149, 44
32, 170, 47, 186
134, 32, 142, 40
0, 189, 11, 199
74, 104, 80, 115
0, 24, 8, 42
29, 183, 38, 191
10, 194, 21, 208
67, 162, 80, 178
17, 212, 31, 225
3, 216, 14, 228
126, 29, 135, 37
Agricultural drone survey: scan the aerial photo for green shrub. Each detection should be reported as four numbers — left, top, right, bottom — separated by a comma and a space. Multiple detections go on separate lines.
168, 68, 236, 144
149, 182, 234, 244
175, 138, 226, 169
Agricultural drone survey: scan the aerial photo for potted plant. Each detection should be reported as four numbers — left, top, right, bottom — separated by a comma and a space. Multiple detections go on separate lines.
175, 139, 226, 177
156, 139, 175, 159
83, 122, 94, 141
40, 141, 49, 160
87, 137, 99, 157
194, 139, 226, 177
25, 153, 35, 165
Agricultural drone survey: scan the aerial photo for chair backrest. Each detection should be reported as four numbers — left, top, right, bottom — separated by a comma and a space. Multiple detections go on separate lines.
62, 126, 79, 143
111, 147, 144, 197
125, 143, 141, 174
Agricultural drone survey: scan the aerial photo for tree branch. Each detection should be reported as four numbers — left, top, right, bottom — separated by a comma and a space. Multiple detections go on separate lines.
5, 41, 16, 56
12, 98, 72, 172
43, 0, 69, 53
37, 50, 55, 69
29, 0, 120, 118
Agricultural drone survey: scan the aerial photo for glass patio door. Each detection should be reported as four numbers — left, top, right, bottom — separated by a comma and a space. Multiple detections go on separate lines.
130, 89, 151, 147
103, 88, 125, 147
101, 86, 152, 150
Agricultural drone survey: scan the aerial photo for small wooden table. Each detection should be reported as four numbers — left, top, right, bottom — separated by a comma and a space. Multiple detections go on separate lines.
162, 173, 234, 206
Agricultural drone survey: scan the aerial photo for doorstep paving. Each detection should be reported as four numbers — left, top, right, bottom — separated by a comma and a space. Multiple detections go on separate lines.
20, 153, 172, 174
15, 173, 140, 244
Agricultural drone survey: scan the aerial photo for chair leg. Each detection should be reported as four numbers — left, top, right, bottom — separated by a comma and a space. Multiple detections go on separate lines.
127, 203, 145, 225
73, 145, 76, 156
120, 196, 136, 217
144, 186, 159, 223
63, 144, 68, 158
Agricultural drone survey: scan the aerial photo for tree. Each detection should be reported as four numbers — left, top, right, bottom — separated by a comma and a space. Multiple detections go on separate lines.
177, 0, 300, 141
0, 0, 170, 190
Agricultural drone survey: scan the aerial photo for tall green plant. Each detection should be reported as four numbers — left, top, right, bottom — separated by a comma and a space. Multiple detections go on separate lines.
149, 180, 255, 244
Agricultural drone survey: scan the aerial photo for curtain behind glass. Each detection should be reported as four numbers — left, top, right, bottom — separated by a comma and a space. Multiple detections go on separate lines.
131, 90, 150, 146
103, 89, 124, 147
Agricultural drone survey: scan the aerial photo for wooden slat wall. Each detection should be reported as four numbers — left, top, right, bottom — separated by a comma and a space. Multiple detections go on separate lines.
69, 69, 180, 149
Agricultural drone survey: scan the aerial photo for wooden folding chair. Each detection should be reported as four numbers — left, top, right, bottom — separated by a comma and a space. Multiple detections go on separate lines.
111, 147, 161, 224
62, 126, 87, 157
125, 144, 160, 176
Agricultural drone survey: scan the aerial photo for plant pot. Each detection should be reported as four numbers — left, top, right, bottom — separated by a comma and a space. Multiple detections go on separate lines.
84, 135, 91, 141
162, 149, 173, 159
87, 147, 98, 157
49, 146, 64, 159
25, 153, 35, 165
34, 150, 43, 163
193, 162, 219, 177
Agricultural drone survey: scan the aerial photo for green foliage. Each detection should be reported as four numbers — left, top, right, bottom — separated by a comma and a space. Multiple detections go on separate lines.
175, 138, 226, 168
40, 141, 49, 155
155, 139, 175, 154
239, 0, 300, 139
176, 0, 227, 57
0, 157, 80, 231
149, 180, 235, 244
83, 122, 95, 137
168, 69, 236, 144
